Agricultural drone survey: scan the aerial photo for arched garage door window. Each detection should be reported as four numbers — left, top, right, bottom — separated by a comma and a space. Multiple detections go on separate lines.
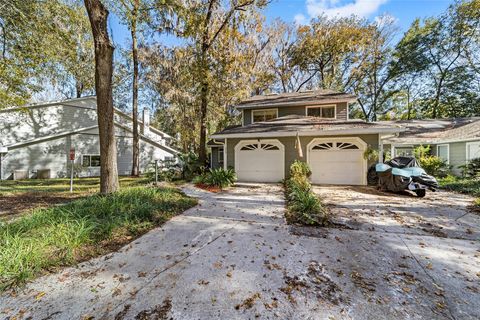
235, 140, 285, 183
307, 138, 367, 186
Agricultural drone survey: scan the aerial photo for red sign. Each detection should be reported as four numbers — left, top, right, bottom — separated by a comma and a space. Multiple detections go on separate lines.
69, 148, 75, 161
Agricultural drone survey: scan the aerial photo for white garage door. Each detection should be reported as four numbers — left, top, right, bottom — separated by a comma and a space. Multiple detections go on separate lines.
308, 138, 366, 185
235, 140, 284, 183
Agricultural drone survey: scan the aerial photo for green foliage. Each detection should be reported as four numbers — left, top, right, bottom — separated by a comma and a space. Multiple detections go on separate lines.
438, 175, 480, 197
460, 158, 480, 178
363, 146, 391, 162
413, 145, 431, 159
0, 0, 94, 106
178, 152, 204, 180
195, 168, 237, 189
290, 160, 311, 178
0, 186, 197, 290
412, 145, 450, 177
285, 162, 328, 226
418, 156, 450, 177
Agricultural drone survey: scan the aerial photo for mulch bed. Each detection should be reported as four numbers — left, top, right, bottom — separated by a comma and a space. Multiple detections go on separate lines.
0, 193, 83, 221
194, 183, 222, 193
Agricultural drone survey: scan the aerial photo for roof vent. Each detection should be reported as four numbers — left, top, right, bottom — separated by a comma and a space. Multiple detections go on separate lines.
265, 93, 279, 96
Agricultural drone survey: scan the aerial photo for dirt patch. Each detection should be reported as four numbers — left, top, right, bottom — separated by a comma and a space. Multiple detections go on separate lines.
0, 193, 83, 220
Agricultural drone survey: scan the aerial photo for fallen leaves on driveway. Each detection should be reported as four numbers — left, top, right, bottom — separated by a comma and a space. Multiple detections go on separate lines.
235, 292, 261, 310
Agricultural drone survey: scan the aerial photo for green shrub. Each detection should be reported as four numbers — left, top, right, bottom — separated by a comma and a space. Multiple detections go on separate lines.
195, 168, 236, 189
178, 152, 204, 180
418, 155, 450, 177
284, 162, 328, 226
413, 145, 431, 159
412, 145, 450, 177
290, 160, 311, 178
460, 158, 480, 178
438, 175, 480, 197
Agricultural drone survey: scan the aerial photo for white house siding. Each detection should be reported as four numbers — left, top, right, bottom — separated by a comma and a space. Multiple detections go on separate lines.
70, 128, 172, 177
0, 104, 97, 146
2, 136, 69, 179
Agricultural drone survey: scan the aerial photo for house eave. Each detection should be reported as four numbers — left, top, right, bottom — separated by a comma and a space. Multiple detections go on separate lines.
384, 136, 480, 145
211, 127, 405, 139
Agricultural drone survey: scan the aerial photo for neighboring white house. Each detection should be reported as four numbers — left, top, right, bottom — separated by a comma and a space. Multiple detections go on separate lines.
0, 96, 178, 180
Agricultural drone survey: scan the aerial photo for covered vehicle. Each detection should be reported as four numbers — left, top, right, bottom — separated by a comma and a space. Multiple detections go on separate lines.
371, 156, 439, 197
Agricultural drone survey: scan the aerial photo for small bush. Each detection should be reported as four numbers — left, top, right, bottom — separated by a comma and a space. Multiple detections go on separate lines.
195, 168, 236, 189
418, 156, 450, 177
284, 161, 328, 226
460, 158, 480, 178
412, 145, 450, 177
290, 160, 312, 178
438, 175, 480, 197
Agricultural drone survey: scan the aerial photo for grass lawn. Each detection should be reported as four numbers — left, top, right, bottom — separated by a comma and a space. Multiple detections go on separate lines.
0, 176, 149, 195
0, 185, 197, 291
0, 177, 151, 220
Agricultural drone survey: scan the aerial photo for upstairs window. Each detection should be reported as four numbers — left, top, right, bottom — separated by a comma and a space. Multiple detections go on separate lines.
306, 105, 336, 119
252, 109, 277, 123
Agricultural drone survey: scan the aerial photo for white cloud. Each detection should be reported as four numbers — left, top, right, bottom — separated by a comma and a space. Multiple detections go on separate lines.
294, 14, 308, 26
306, 0, 389, 19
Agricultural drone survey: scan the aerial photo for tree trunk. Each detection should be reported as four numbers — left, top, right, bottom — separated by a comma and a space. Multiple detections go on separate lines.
84, 0, 119, 194
432, 76, 444, 119
198, 63, 208, 165
130, 0, 140, 176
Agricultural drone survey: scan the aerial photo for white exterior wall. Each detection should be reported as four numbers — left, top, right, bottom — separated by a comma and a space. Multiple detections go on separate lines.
2, 136, 69, 179
0, 101, 97, 147
0, 98, 176, 179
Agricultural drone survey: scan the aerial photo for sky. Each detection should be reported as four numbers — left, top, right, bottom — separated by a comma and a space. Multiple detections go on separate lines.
109, 0, 455, 48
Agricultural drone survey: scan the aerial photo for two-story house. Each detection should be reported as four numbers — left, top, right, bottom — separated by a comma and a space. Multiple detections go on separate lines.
0, 96, 178, 180
208, 90, 404, 185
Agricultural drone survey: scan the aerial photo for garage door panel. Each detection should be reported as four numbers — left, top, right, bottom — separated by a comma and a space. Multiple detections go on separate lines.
308, 139, 366, 186
235, 141, 284, 183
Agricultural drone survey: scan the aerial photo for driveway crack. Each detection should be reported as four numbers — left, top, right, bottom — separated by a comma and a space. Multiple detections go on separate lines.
397, 234, 457, 320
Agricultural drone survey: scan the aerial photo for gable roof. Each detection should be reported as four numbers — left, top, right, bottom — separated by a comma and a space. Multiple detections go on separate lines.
235, 90, 357, 110
382, 118, 480, 144
3, 122, 179, 154
0, 96, 172, 139
211, 115, 404, 139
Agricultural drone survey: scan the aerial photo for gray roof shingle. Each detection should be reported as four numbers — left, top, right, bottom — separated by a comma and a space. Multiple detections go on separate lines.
235, 89, 357, 109
211, 115, 403, 138
382, 118, 480, 144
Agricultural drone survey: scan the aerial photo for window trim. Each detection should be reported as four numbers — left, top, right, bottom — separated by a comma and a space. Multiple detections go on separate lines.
466, 141, 480, 162
81, 154, 101, 168
251, 108, 278, 123
305, 104, 337, 119
436, 144, 450, 164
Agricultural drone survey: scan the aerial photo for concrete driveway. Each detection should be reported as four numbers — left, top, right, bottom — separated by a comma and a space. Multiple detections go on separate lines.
1, 184, 479, 319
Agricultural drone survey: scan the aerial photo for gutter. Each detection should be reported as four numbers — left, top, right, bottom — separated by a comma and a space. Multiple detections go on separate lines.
211, 127, 405, 139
